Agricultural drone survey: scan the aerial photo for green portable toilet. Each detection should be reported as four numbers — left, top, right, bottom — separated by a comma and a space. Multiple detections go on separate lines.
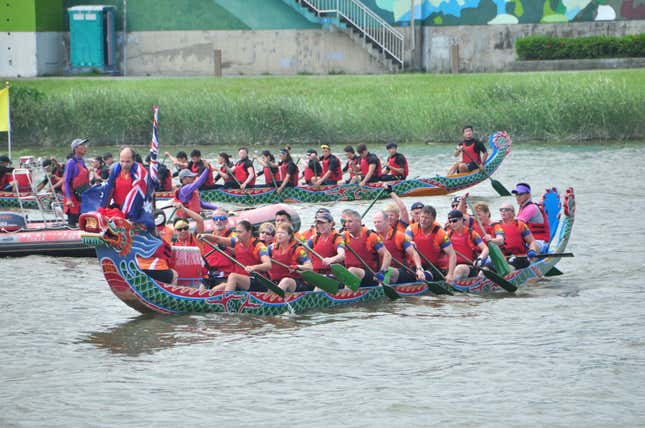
68, 5, 117, 73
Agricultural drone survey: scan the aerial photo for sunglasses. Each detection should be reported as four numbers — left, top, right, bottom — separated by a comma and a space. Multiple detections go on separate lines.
449, 218, 461, 223
499, 208, 513, 212
514, 192, 528, 196
176, 226, 189, 231
213, 215, 227, 221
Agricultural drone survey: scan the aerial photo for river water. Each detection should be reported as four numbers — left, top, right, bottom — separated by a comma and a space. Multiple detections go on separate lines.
1, 142, 644, 427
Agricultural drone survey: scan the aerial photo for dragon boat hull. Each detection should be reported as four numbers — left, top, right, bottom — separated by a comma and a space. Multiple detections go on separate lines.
0, 204, 297, 257
82, 187, 575, 316
144, 131, 511, 206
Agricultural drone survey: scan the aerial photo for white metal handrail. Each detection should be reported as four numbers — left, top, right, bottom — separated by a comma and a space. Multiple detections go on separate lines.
297, 0, 405, 67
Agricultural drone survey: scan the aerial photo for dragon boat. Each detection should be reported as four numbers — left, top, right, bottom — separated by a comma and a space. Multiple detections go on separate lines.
154, 131, 512, 206
80, 186, 575, 316
0, 204, 296, 257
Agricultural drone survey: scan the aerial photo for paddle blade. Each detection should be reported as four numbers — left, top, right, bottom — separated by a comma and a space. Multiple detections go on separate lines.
426, 281, 454, 295
545, 267, 564, 277
491, 178, 511, 196
482, 269, 517, 293
301, 271, 339, 294
330, 264, 361, 291
488, 242, 512, 277
382, 284, 401, 300
251, 272, 285, 298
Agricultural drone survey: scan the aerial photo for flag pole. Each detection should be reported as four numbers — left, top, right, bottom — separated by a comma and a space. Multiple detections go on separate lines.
4, 82, 10, 160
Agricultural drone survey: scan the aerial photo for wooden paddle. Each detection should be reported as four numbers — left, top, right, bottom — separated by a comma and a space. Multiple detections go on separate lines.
459, 146, 510, 196
199, 237, 285, 297
269, 257, 339, 294
301, 241, 360, 291
466, 199, 512, 277
510, 252, 573, 260
343, 244, 400, 300
389, 255, 454, 295
453, 249, 518, 293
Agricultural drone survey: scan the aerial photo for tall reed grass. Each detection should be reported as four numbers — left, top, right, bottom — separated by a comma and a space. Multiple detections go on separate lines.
2, 70, 644, 147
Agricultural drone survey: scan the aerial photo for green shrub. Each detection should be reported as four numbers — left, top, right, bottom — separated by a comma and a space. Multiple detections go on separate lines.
516, 34, 645, 60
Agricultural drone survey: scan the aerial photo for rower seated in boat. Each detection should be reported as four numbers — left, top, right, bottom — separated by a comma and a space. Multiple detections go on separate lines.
312, 144, 342, 186
199, 209, 236, 289
171, 203, 204, 248
0, 155, 14, 190
302, 149, 322, 185
511, 182, 550, 246
268, 223, 314, 292
342, 145, 360, 185
275, 147, 299, 194
496, 203, 540, 270
406, 205, 456, 283
341, 209, 391, 287
446, 209, 489, 281
305, 210, 345, 274
447, 125, 488, 176
206, 220, 271, 292
356, 144, 382, 187
380, 142, 408, 181
373, 210, 425, 284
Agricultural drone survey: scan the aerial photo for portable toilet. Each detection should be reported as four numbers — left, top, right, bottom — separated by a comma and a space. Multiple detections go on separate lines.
68, 5, 118, 74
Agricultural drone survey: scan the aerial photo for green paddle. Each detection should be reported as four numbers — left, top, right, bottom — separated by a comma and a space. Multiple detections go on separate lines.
389, 255, 454, 296
269, 257, 339, 294
301, 242, 361, 291
360, 186, 388, 219
466, 199, 512, 277
545, 267, 563, 276
453, 249, 517, 293
344, 243, 400, 300
460, 147, 511, 196
199, 238, 285, 297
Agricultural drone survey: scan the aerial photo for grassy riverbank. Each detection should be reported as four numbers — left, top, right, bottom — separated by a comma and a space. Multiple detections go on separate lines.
2, 69, 644, 147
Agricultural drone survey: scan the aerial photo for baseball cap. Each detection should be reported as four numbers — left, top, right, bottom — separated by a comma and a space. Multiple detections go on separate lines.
511, 183, 531, 195
178, 169, 198, 180
70, 138, 89, 150
447, 209, 464, 220
320, 144, 330, 150
315, 211, 334, 223
0, 155, 11, 164
410, 202, 424, 210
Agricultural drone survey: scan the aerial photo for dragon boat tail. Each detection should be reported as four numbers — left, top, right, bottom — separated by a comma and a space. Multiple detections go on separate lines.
81, 187, 575, 316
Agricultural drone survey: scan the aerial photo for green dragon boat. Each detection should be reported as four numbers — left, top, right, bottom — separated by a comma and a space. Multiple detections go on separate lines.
79, 185, 574, 316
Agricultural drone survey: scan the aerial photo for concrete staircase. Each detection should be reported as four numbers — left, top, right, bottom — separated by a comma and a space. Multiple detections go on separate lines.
284, 0, 405, 71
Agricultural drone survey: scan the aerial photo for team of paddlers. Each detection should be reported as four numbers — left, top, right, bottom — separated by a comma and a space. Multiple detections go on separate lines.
1, 126, 547, 294
138, 176, 549, 293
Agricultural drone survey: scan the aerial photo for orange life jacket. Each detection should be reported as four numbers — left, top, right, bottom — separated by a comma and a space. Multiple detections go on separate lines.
498, 220, 528, 256
343, 227, 379, 272
269, 241, 302, 280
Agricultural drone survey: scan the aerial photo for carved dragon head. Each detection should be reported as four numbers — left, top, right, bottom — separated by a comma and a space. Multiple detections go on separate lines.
80, 212, 136, 256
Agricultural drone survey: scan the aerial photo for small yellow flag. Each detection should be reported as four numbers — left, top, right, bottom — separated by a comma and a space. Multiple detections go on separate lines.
0, 87, 9, 132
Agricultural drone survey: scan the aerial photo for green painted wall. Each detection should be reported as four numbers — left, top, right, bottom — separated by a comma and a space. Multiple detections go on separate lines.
0, 0, 65, 32
0, 0, 36, 31
62, 0, 317, 31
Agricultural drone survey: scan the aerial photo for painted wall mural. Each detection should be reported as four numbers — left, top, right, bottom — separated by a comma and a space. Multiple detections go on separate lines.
374, 0, 645, 25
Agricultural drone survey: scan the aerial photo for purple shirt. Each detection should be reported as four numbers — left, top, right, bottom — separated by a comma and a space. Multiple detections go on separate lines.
63, 156, 85, 200
176, 168, 218, 210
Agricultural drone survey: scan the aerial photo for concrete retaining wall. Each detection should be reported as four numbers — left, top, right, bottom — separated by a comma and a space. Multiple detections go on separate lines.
422, 20, 645, 73
123, 28, 388, 76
